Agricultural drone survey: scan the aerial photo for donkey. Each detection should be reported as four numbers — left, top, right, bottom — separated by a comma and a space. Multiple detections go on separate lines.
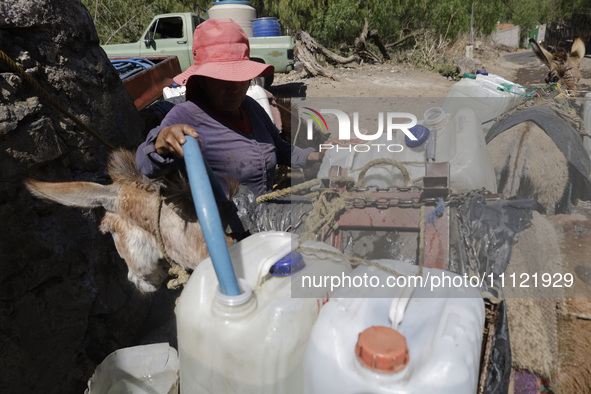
505, 212, 591, 393
486, 37, 588, 213
25, 149, 234, 293
529, 37, 586, 92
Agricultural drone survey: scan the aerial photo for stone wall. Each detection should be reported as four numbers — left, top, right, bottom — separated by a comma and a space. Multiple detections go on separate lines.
0, 1, 177, 392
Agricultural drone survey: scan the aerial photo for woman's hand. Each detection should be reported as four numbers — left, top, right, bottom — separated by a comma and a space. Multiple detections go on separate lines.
154, 124, 199, 157
307, 151, 325, 162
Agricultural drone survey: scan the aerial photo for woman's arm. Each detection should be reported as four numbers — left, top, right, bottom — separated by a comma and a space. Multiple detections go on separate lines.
136, 105, 199, 177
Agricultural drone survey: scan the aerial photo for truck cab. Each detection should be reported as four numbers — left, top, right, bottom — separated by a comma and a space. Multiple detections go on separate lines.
102, 12, 295, 88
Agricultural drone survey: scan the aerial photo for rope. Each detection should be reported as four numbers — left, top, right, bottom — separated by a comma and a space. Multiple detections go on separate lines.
0, 49, 118, 150
301, 189, 347, 239
154, 195, 190, 289
297, 245, 405, 278
351, 158, 412, 187
483, 82, 588, 138
256, 178, 322, 203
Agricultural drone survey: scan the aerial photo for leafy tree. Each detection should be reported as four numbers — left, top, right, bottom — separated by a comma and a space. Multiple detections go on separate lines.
250, 0, 318, 34
498, 0, 550, 43
81, 0, 211, 44
309, 0, 364, 46
82, 0, 576, 56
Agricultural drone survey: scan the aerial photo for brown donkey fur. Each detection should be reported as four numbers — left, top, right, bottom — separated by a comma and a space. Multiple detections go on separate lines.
506, 212, 591, 393
25, 149, 233, 293
487, 38, 586, 212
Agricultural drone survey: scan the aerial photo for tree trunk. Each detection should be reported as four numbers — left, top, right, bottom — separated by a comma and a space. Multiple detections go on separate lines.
299, 31, 358, 65
295, 35, 342, 81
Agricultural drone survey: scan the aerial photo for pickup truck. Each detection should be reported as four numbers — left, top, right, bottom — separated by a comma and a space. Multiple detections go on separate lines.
101, 12, 295, 88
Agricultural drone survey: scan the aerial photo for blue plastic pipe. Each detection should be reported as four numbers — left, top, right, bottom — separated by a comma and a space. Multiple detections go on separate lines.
183, 136, 241, 296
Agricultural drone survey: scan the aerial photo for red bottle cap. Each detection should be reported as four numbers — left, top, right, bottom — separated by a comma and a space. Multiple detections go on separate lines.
355, 326, 409, 373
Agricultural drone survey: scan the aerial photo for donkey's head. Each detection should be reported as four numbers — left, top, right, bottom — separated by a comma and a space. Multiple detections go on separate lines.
530, 37, 586, 92
24, 149, 229, 293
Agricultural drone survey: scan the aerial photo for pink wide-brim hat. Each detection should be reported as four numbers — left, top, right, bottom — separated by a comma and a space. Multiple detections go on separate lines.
173, 18, 274, 85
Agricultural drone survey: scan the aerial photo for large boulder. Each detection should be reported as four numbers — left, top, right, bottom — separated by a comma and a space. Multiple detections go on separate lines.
0, 1, 177, 393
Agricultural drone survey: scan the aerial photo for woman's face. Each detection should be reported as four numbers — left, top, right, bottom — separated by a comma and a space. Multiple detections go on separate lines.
199, 77, 251, 116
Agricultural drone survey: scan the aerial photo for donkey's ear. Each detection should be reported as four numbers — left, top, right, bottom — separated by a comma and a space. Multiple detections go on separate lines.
24, 179, 117, 211
530, 38, 555, 69
569, 37, 586, 68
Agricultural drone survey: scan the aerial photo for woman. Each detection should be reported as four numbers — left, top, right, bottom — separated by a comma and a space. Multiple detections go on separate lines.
136, 18, 322, 197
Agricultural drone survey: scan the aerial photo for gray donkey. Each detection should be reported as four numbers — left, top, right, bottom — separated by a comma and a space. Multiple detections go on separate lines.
487, 37, 590, 212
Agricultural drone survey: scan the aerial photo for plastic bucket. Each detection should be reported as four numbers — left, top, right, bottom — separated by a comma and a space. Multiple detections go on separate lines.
84, 343, 179, 394
253, 17, 281, 37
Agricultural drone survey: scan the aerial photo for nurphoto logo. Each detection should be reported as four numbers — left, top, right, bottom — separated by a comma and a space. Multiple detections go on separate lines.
304, 108, 418, 153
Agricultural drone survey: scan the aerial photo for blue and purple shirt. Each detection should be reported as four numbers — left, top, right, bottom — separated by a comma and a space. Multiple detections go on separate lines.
136, 95, 314, 197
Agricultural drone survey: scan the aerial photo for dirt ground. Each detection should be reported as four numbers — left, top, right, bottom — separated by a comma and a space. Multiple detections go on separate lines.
270, 46, 591, 99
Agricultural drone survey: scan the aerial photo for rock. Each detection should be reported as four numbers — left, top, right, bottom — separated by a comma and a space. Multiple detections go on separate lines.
456, 57, 483, 76
0, 1, 175, 393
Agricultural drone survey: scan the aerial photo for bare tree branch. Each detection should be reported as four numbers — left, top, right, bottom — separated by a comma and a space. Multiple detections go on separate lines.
299, 31, 358, 64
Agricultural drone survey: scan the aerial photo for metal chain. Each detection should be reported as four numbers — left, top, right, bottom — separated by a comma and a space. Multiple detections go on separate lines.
338, 186, 492, 211
455, 208, 482, 276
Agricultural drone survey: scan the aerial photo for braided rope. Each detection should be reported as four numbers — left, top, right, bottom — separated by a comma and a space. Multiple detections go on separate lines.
256, 178, 322, 203
300, 189, 348, 239
351, 158, 412, 187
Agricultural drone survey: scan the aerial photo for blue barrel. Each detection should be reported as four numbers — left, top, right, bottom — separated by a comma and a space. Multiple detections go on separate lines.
252, 17, 281, 37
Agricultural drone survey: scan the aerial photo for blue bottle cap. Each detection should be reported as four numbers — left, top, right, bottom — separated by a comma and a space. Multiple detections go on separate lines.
476, 69, 489, 76
171, 82, 180, 88
269, 251, 305, 276
405, 125, 430, 148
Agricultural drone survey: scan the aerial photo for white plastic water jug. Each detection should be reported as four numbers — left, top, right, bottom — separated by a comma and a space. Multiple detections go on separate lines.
443, 72, 525, 132
317, 106, 497, 193
176, 232, 351, 394
304, 262, 485, 394
583, 92, 591, 159
162, 85, 186, 100
247, 84, 274, 122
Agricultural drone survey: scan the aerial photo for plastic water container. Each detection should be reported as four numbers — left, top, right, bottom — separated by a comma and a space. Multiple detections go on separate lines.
247, 84, 274, 122
176, 232, 351, 394
208, 1, 257, 37
443, 72, 526, 132
317, 106, 497, 193
85, 343, 179, 394
584, 92, 591, 159
304, 262, 485, 393
162, 84, 186, 100
253, 17, 282, 37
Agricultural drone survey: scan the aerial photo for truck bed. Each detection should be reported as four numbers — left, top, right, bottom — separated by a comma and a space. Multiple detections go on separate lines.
109, 56, 182, 111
